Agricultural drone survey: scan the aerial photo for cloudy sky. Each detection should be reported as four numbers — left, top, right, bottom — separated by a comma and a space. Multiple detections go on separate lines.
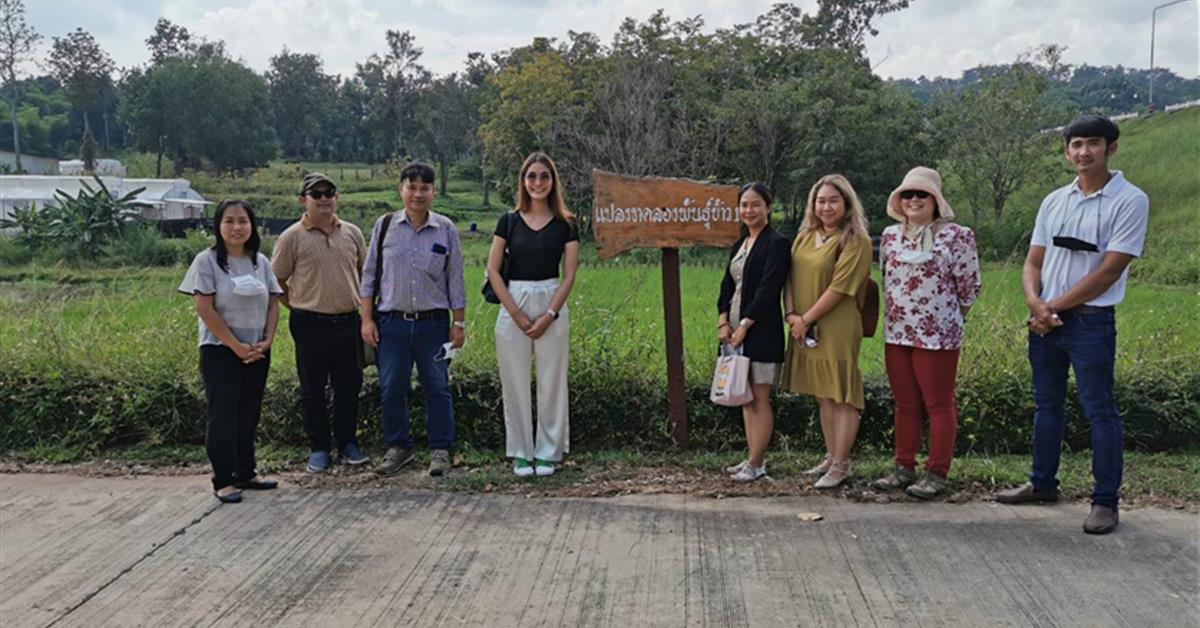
23, 0, 1199, 81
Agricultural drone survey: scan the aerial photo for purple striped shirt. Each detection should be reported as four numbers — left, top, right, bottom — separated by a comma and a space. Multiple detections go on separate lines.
360, 210, 467, 312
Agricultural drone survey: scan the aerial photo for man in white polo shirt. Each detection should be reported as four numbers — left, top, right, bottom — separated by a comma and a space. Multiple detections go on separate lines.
996, 114, 1149, 535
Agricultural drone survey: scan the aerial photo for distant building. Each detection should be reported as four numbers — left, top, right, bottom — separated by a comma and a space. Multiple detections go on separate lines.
123, 178, 211, 220
60, 159, 126, 177
0, 175, 211, 223
0, 151, 59, 175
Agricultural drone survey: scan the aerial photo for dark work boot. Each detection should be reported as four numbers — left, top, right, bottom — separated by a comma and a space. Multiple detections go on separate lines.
995, 482, 1059, 505
1083, 504, 1119, 535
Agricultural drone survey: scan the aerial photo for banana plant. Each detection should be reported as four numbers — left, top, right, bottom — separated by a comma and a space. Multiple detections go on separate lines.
0, 202, 52, 247
46, 176, 147, 252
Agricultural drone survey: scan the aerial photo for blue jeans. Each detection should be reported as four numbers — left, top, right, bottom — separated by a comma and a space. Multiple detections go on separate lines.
1028, 309, 1122, 508
377, 313, 455, 450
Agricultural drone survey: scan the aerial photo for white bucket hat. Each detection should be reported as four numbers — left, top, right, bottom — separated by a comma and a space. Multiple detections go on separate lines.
887, 166, 954, 222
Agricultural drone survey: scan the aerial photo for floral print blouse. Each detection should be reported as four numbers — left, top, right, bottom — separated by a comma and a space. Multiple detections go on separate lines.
880, 222, 982, 350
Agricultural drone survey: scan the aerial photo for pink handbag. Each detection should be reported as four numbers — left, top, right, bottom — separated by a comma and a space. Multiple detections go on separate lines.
710, 344, 753, 407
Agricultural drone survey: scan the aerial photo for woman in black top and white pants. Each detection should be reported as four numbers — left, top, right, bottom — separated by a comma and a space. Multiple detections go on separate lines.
487, 152, 580, 477
717, 183, 791, 481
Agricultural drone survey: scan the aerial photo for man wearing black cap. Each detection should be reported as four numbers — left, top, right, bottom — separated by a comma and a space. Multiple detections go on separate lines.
272, 172, 370, 473
996, 114, 1149, 535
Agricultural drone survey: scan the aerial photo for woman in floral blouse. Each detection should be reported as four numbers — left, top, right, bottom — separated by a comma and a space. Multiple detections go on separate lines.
872, 167, 981, 499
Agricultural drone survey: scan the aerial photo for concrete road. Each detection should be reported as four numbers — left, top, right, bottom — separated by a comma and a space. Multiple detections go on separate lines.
1, 473, 1196, 627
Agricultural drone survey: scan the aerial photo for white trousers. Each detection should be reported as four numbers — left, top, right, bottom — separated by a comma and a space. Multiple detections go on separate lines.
495, 279, 570, 461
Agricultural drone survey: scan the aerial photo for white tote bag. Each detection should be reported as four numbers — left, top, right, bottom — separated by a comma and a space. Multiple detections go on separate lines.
710, 344, 753, 407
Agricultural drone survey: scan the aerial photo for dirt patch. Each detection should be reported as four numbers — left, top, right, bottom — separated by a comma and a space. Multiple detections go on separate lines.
3, 458, 1195, 512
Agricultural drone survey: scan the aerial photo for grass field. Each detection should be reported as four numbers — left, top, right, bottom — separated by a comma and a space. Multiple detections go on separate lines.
4, 108, 1195, 459
153, 104, 1197, 286
948, 106, 1200, 284
1, 254, 1193, 389
183, 162, 501, 233
1107, 107, 1200, 283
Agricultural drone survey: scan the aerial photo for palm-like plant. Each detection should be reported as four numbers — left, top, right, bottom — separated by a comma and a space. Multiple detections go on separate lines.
0, 202, 52, 246
46, 175, 146, 251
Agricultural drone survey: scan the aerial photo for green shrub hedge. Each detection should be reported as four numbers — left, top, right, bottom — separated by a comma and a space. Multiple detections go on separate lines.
2, 260, 1195, 456
2, 360, 1195, 454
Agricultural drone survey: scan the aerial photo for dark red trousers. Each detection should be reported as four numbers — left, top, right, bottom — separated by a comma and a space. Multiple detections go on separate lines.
884, 344, 960, 477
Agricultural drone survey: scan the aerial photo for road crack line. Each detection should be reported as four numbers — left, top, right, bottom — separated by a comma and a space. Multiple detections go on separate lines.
42, 503, 222, 628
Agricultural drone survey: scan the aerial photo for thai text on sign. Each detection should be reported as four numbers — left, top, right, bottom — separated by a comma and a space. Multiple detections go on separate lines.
593, 200, 736, 226
592, 169, 740, 259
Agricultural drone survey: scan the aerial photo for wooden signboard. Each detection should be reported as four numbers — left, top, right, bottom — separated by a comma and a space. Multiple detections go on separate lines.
592, 170, 741, 259
592, 170, 742, 448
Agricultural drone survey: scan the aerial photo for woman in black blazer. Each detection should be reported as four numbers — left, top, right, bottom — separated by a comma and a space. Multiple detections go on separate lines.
717, 182, 792, 482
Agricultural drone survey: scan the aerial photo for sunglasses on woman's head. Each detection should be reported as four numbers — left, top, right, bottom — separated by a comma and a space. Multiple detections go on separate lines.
306, 189, 336, 199
899, 190, 931, 200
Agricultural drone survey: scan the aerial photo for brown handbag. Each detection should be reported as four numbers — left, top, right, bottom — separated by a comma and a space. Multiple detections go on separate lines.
836, 238, 880, 338
858, 276, 880, 338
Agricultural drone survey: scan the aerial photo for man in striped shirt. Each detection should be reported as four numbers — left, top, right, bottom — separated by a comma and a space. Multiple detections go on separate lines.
360, 162, 467, 477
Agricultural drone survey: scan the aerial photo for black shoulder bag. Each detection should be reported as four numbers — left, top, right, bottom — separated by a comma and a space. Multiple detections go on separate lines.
360, 213, 394, 368
481, 212, 511, 304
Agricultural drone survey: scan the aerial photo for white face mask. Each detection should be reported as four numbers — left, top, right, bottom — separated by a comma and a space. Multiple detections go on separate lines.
897, 250, 933, 265
434, 342, 459, 361
230, 273, 268, 297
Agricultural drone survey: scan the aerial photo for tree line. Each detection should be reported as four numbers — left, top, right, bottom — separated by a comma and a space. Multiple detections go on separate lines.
893, 64, 1200, 114
2, 0, 1196, 226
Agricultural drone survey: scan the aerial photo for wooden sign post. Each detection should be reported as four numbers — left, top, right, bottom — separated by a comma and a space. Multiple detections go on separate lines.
592, 169, 741, 448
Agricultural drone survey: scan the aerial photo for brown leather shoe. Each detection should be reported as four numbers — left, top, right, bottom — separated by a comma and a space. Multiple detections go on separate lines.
1083, 505, 1119, 534
995, 482, 1059, 504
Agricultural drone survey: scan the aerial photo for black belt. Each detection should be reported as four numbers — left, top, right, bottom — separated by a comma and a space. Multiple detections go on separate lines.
378, 309, 445, 321
1062, 305, 1114, 315
291, 308, 359, 322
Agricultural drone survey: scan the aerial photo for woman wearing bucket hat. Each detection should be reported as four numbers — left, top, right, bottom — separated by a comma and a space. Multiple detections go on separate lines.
871, 166, 981, 499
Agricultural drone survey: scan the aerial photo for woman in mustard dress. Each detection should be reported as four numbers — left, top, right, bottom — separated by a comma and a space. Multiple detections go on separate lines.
782, 174, 872, 489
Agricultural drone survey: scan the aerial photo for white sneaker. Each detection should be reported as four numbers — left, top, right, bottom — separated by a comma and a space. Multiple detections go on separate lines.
534, 461, 555, 476
513, 457, 534, 477
725, 459, 749, 474
730, 464, 766, 482
814, 460, 851, 489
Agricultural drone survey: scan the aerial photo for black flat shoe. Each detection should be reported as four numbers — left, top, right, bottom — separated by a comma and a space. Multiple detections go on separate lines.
235, 478, 278, 490
214, 489, 243, 503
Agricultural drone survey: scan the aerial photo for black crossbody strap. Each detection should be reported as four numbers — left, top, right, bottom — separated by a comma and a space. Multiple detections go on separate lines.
373, 213, 394, 307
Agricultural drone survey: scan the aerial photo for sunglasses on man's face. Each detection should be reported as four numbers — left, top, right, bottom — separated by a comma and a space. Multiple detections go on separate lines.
899, 190, 931, 200
306, 189, 336, 199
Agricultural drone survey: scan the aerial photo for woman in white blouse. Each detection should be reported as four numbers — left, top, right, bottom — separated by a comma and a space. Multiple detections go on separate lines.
179, 200, 283, 503
872, 167, 981, 499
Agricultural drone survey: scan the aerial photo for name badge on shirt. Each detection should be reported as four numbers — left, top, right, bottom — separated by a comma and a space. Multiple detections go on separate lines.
431, 243, 447, 255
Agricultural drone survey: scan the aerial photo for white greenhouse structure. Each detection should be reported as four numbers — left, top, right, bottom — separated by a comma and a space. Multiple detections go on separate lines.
0, 175, 212, 223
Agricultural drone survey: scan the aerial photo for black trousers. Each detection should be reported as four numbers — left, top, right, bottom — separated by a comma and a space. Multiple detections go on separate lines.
289, 309, 363, 453
199, 345, 270, 490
